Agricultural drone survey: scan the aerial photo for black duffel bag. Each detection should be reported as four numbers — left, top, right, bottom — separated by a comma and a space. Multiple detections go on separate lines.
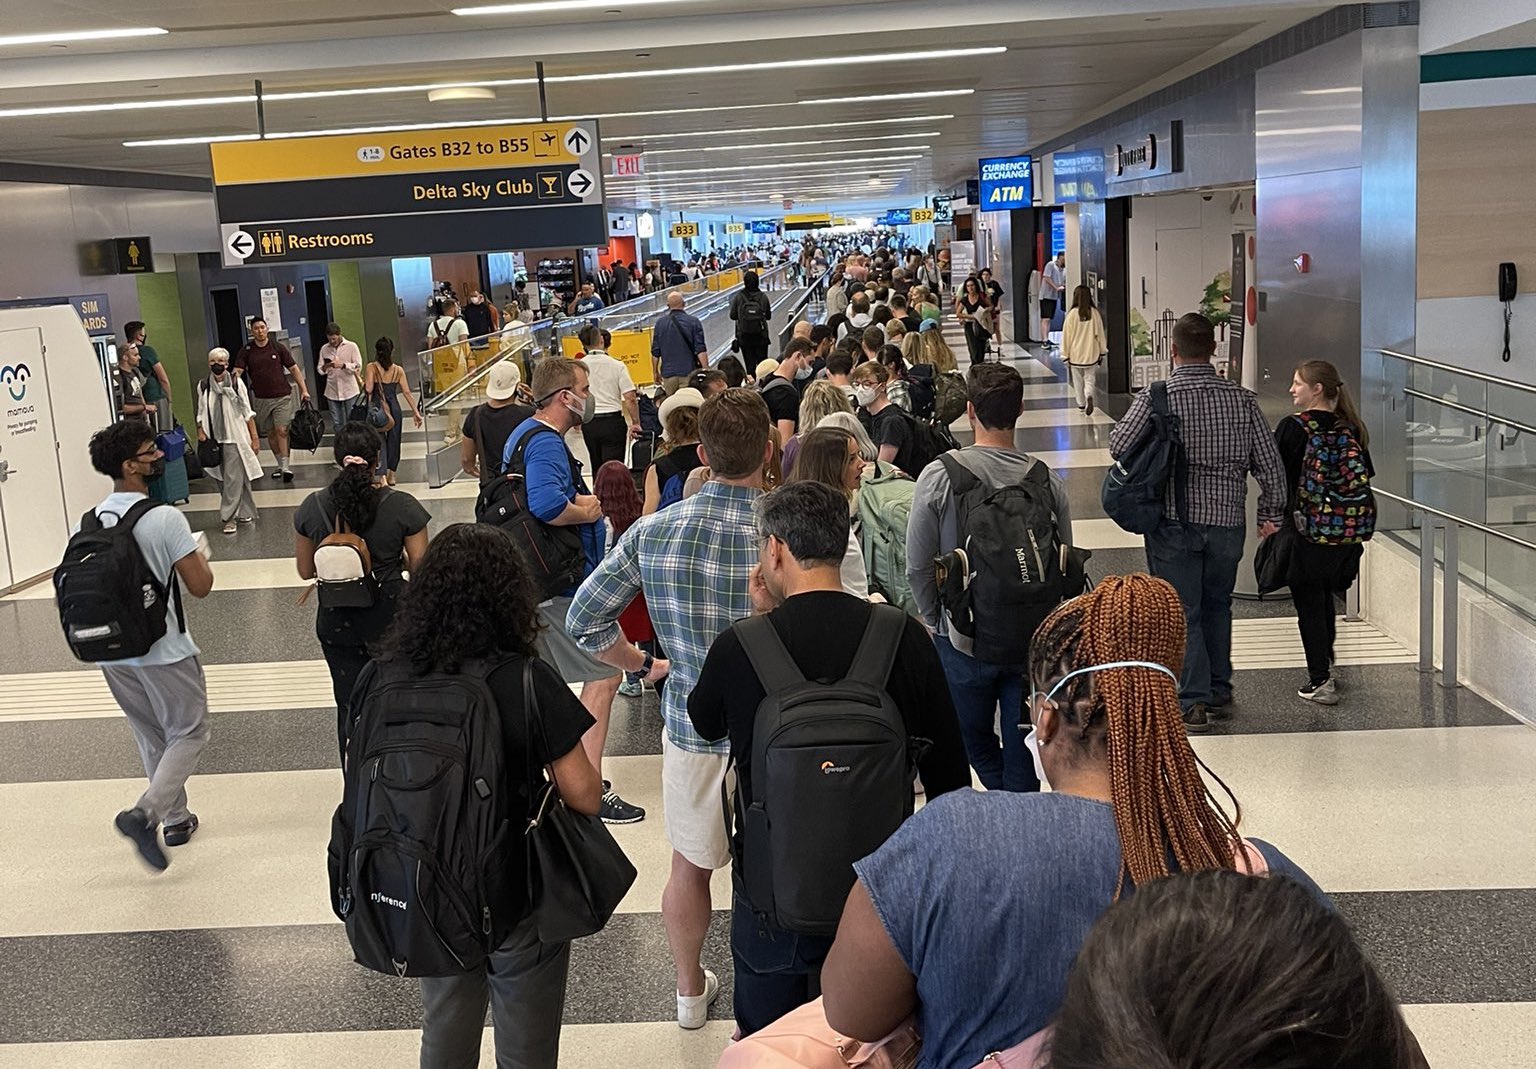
289, 397, 328, 453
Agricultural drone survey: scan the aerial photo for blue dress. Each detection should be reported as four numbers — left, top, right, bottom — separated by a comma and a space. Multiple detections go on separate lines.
377, 373, 404, 474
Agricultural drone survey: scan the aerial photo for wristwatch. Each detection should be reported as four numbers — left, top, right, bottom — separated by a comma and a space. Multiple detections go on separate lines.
638, 651, 655, 678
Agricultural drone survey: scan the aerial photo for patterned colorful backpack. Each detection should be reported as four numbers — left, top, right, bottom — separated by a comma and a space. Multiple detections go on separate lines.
1294, 415, 1375, 544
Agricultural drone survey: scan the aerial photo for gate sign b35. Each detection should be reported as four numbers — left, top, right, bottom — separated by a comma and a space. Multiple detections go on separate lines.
977, 155, 1034, 211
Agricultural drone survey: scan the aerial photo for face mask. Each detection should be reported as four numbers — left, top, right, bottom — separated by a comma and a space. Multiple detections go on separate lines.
566, 391, 595, 425
794, 363, 813, 381
143, 456, 166, 480
210, 364, 227, 376
853, 385, 879, 407
1024, 660, 1180, 789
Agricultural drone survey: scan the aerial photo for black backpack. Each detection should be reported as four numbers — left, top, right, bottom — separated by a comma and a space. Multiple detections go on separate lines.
736, 292, 771, 337
55, 500, 185, 662
476, 423, 585, 599
935, 456, 1087, 664
731, 606, 915, 935
1101, 381, 1186, 534
328, 658, 521, 977
891, 405, 958, 476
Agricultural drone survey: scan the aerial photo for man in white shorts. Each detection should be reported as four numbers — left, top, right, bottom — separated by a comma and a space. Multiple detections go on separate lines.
568, 389, 772, 1029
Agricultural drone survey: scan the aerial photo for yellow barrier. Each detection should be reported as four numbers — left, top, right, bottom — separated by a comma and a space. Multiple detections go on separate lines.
705, 268, 743, 292
559, 329, 656, 387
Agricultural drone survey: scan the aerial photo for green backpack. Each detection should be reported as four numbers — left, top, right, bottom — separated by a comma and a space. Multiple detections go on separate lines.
857, 462, 921, 618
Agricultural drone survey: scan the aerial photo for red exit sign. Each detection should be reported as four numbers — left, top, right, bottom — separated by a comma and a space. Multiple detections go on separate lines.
612, 154, 644, 177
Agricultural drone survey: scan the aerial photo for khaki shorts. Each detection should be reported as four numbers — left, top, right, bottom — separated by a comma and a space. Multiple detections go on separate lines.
252, 392, 297, 435
662, 733, 733, 871
536, 598, 621, 684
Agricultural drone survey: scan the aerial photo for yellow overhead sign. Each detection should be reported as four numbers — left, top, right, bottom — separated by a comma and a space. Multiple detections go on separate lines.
670, 221, 700, 238
783, 212, 832, 225
912, 208, 936, 223
210, 121, 598, 184
724, 222, 746, 235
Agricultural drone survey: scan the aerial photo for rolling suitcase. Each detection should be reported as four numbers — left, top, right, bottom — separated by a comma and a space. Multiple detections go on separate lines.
147, 456, 191, 505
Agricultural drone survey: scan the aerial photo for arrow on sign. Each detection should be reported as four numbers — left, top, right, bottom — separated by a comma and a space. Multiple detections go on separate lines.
568, 169, 595, 197
564, 128, 591, 155
226, 229, 256, 261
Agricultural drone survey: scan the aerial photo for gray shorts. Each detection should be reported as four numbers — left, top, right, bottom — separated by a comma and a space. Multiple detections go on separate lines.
252, 392, 297, 435
536, 597, 621, 684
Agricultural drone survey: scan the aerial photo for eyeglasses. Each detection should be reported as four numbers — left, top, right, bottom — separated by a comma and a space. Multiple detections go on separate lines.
132, 446, 162, 460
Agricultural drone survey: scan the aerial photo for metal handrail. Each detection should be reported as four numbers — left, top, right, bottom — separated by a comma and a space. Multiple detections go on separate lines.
1403, 387, 1536, 437
710, 278, 818, 364
775, 267, 834, 350
1373, 486, 1536, 553
1379, 348, 1536, 397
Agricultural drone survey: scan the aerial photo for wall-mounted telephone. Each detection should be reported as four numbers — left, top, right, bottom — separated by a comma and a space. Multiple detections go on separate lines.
1500, 262, 1517, 362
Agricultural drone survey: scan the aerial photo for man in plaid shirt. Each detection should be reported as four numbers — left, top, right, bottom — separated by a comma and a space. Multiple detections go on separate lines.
1109, 313, 1287, 733
567, 389, 772, 1029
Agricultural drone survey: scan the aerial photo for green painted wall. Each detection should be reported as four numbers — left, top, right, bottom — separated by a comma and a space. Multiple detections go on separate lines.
135, 272, 195, 428
328, 261, 367, 357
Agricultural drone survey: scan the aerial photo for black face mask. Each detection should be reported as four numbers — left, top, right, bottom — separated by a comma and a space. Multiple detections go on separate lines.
209, 364, 227, 376
144, 457, 166, 479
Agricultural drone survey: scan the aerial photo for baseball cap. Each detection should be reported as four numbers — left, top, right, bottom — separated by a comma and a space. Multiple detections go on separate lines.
485, 360, 522, 401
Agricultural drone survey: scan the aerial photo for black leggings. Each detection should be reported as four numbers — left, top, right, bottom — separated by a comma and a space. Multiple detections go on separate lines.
738, 334, 770, 368
1289, 541, 1363, 684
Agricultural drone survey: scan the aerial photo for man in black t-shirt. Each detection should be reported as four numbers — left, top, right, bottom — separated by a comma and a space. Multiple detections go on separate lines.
761, 337, 814, 446
689, 481, 968, 1037
461, 361, 534, 486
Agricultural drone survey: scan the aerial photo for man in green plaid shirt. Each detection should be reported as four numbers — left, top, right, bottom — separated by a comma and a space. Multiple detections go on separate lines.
567, 388, 772, 1029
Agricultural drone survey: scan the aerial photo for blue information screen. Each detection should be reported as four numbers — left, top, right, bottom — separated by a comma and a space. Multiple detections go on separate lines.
978, 155, 1034, 211
881, 209, 913, 226
750, 220, 779, 234
1051, 211, 1066, 256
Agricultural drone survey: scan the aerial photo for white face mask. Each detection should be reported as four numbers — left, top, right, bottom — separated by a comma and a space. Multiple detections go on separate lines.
853, 384, 879, 407
1023, 660, 1180, 789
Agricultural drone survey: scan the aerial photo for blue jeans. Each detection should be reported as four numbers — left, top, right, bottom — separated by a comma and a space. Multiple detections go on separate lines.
934, 634, 1037, 793
326, 397, 350, 433
731, 894, 835, 1037
1144, 520, 1246, 709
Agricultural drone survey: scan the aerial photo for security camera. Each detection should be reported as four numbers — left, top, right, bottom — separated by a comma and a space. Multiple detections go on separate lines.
1202, 193, 1214, 201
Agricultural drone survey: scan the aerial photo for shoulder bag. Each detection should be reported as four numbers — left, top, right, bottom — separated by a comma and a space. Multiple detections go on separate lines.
196, 380, 225, 470
521, 660, 637, 943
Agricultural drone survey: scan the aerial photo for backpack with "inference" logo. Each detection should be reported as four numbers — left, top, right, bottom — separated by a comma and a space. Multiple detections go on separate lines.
729, 606, 913, 936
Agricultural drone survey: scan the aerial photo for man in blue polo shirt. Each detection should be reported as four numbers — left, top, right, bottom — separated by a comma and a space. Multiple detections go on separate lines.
650, 291, 709, 395
502, 356, 642, 825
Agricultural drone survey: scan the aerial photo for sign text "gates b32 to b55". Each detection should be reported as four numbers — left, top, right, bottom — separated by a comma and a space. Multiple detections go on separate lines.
212, 121, 605, 267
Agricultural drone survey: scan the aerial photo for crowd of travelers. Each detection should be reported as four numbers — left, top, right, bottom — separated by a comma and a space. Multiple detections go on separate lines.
58, 232, 1406, 1069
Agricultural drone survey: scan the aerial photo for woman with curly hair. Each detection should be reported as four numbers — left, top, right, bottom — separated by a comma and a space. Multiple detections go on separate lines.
359, 522, 601, 1069
294, 423, 430, 758
819, 574, 1326, 1069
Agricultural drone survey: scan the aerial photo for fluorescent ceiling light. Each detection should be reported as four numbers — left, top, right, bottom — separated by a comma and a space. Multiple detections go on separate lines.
456, 0, 692, 14
124, 91, 969, 147
620, 154, 923, 177
605, 132, 942, 157
623, 144, 932, 166
267, 78, 535, 102
546, 47, 1004, 84
2, 94, 254, 120
0, 27, 167, 48
615, 115, 955, 142
428, 87, 497, 102
608, 172, 914, 195
802, 89, 973, 105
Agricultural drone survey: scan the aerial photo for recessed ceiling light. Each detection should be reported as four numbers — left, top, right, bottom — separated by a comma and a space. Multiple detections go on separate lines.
428, 86, 497, 102
801, 89, 973, 105
10, 94, 255, 119
0, 27, 167, 48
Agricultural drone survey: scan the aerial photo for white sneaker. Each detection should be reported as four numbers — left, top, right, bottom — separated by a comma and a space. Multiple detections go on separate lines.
677, 968, 719, 1030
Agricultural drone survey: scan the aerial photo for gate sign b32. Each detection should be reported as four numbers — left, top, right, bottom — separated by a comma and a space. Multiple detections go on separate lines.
977, 155, 1034, 211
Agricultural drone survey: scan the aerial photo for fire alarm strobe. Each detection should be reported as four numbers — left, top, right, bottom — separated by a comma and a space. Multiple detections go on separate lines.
1293, 253, 1311, 274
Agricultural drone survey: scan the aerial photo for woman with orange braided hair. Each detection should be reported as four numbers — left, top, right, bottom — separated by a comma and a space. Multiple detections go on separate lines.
817, 574, 1327, 1069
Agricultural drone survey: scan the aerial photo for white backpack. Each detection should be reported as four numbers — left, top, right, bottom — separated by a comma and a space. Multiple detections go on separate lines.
314, 510, 374, 609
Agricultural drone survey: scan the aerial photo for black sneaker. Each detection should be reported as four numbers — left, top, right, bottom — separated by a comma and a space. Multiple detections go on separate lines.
1298, 678, 1340, 705
280, 469, 295, 483
1208, 690, 1234, 719
1084, 395, 1095, 417
1182, 703, 1212, 734
599, 780, 645, 825
114, 807, 168, 870
163, 813, 199, 847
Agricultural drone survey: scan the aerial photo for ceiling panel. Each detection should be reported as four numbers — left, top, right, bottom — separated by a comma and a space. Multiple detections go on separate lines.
0, 1, 1329, 213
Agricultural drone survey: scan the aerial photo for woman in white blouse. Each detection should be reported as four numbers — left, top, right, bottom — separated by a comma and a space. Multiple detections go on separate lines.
196, 347, 263, 534
1061, 284, 1108, 416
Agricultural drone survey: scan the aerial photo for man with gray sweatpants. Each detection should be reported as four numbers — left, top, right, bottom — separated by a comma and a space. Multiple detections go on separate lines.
84, 420, 217, 872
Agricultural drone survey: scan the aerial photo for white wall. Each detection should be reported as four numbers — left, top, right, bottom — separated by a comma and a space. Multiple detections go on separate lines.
1420, 0, 1536, 54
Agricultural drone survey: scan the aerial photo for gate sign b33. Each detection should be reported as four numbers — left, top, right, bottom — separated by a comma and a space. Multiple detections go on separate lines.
977, 155, 1034, 211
